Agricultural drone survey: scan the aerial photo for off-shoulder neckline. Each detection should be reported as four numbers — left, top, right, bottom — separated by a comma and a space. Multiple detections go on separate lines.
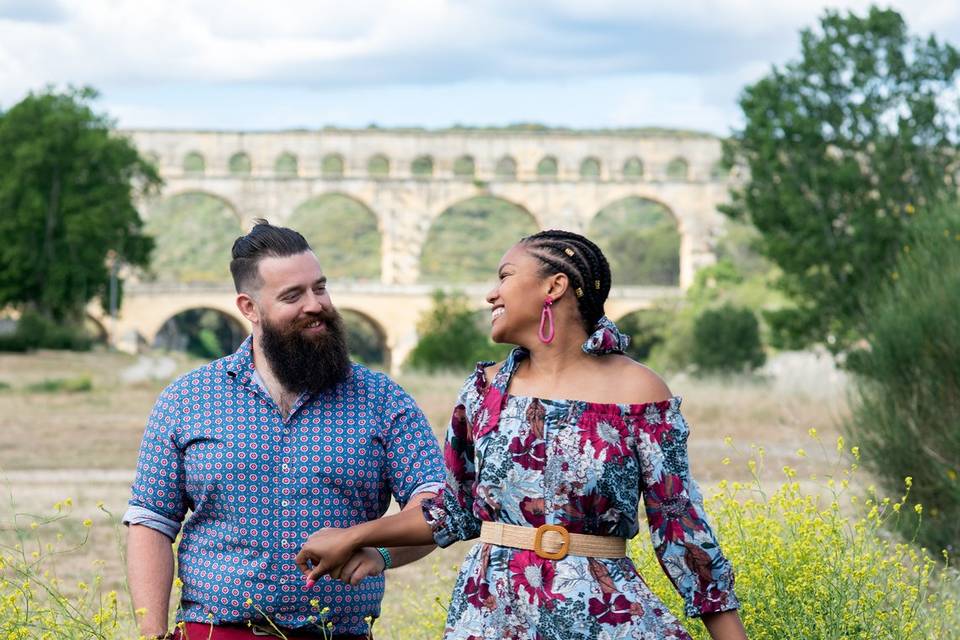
504, 392, 681, 416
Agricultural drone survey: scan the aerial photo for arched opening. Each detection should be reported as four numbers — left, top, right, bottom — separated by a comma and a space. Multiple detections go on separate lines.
368, 154, 390, 179
84, 314, 108, 345
145, 192, 243, 283
322, 153, 345, 178
710, 159, 729, 180
622, 157, 644, 181
588, 196, 680, 286
154, 308, 247, 360
616, 309, 670, 362
341, 309, 388, 368
420, 196, 539, 283
580, 156, 601, 180
288, 194, 381, 281
537, 156, 558, 179
453, 155, 475, 179
666, 157, 689, 181
229, 152, 252, 176
275, 152, 299, 178
183, 151, 205, 176
411, 155, 434, 178
495, 156, 517, 180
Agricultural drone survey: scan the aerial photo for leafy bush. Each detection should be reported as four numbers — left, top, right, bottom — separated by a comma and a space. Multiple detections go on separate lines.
406, 291, 509, 372
691, 304, 766, 373
630, 439, 960, 640
0, 310, 93, 352
844, 203, 960, 553
25, 375, 93, 393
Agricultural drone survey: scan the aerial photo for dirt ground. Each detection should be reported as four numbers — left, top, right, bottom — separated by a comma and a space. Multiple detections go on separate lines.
0, 348, 850, 637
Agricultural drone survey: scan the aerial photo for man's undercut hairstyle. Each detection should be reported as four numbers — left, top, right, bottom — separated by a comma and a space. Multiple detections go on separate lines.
230, 219, 311, 294
520, 229, 613, 331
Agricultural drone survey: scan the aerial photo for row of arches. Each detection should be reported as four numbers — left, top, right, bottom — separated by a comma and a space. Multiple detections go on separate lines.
161, 150, 718, 182
144, 193, 681, 287
150, 305, 661, 367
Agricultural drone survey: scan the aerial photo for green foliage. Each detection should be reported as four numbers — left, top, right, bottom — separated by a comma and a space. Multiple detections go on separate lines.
622, 157, 643, 180
228, 152, 251, 176
153, 308, 246, 359
0, 310, 94, 352
288, 194, 382, 281
588, 197, 680, 286
453, 155, 475, 178
844, 203, 960, 553
536, 156, 557, 178
616, 310, 669, 362
322, 154, 344, 177
723, 7, 960, 354
342, 311, 386, 367
368, 154, 389, 178
580, 157, 600, 179
144, 193, 243, 283
419, 197, 537, 283
411, 155, 433, 177
692, 304, 766, 374
25, 374, 93, 393
274, 152, 298, 177
665, 157, 688, 180
0, 86, 160, 321
183, 151, 205, 175
406, 291, 509, 372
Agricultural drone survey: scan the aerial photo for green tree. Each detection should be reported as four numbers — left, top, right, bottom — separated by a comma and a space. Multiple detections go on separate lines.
722, 7, 960, 354
406, 291, 509, 372
0, 87, 160, 323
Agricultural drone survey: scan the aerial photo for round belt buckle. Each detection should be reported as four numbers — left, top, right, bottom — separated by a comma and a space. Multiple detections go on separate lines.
534, 524, 570, 560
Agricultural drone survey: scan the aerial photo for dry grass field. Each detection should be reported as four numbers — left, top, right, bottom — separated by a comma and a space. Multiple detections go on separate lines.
0, 348, 851, 638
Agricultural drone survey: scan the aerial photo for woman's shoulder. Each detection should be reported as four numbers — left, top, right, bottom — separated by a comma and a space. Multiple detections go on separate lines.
599, 355, 673, 405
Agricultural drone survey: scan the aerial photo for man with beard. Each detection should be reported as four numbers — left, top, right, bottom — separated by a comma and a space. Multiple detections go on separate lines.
124, 220, 444, 639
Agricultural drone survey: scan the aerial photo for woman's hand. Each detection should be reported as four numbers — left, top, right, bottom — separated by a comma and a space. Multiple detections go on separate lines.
295, 527, 360, 586
329, 547, 387, 585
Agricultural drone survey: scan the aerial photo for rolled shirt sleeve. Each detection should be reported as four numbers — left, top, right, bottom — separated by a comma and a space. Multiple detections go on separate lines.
123, 383, 188, 541
376, 377, 445, 509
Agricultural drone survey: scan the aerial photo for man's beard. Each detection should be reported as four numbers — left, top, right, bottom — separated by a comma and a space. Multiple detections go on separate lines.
259, 308, 352, 395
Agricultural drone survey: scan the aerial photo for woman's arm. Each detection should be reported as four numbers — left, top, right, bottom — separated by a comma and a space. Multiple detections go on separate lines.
702, 610, 748, 639
295, 504, 436, 584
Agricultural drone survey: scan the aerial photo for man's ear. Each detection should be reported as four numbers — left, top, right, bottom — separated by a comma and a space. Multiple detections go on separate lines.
236, 292, 260, 326
545, 272, 569, 300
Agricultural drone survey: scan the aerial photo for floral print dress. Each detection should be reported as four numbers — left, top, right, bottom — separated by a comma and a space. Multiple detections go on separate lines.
422, 347, 739, 639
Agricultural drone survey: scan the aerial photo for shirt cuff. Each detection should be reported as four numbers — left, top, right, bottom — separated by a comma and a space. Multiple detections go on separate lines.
123, 505, 182, 541
400, 482, 444, 507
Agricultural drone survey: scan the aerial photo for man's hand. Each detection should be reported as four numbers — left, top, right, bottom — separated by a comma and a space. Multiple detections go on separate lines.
328, 548, 386, 586
295, 527, 360, 585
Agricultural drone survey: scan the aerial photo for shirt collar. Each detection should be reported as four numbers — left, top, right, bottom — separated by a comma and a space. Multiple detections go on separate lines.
224, 335, 256, 386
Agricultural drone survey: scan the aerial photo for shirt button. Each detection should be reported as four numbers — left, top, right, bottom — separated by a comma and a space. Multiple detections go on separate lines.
282, 464, 289, 472
282, 500, 289, 507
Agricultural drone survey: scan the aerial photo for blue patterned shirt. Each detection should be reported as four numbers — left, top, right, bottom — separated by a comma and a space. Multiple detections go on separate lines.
123, 337, 445, 634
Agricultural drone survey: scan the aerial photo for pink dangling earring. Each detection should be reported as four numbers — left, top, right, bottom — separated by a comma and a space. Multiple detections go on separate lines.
538, 296, 555, 344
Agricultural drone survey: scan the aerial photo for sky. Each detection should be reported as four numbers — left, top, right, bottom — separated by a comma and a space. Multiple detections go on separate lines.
2, 1, 960, 136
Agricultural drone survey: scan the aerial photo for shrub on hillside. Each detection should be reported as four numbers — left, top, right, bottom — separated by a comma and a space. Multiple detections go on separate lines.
406, 291, 509, 372
0, 310, 93, 352
844, 203, 960, 553
691, 304, 766, 374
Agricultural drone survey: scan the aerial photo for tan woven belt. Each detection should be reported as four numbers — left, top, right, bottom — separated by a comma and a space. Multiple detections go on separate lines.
479, 521, 627, 560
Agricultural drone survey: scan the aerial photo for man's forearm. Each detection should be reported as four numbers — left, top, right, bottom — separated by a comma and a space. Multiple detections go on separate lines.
127, 524, 176, 637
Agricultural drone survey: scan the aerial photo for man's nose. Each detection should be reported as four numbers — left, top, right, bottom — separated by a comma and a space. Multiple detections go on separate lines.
303, 290, 326, 312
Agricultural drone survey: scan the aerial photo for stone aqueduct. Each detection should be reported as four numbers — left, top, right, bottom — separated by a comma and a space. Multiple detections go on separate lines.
95, 128, 734, 372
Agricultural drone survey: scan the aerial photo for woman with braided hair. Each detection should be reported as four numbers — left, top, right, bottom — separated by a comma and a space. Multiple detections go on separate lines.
297, 230, 747, 639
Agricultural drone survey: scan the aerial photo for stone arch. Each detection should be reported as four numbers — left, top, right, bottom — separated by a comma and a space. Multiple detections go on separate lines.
153, 307, 247, 359
666, 157, 689, 181
623, 157, 644, 181
453, 155, 475, 179
322, 153, 345, 178
84, 314, 108, 344
537, 155, 558, 179
275, 152, 299, 178
411, 155, 434, 178
420, 196, 539, 283
587, 196, 681, 286
183, 151, 205, 176
288, 193, 381, 281
340, 308, 389, 368
229, 152, 252, 176
145, 191, 243, 283
580, 156, 601, 180
495, 155, 517, 180
368, 154, 390, 179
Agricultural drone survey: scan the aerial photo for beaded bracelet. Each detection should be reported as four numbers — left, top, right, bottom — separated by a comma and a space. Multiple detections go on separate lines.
375, 546, 392, 570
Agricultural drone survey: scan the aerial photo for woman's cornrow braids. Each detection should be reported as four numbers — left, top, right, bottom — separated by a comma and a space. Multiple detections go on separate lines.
520, 229, 612, 331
